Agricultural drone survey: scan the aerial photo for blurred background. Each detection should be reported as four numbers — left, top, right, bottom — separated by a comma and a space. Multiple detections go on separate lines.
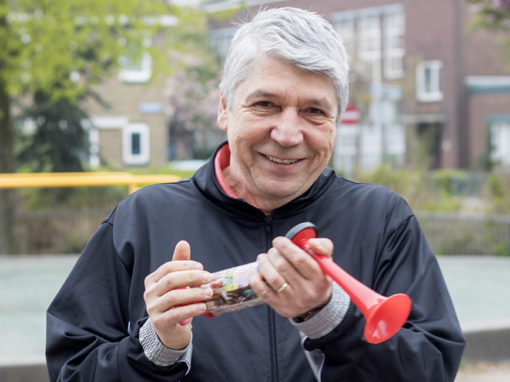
0, 0, 509, 381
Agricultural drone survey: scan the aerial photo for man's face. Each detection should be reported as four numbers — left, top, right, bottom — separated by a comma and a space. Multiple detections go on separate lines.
217, 55, 338, 212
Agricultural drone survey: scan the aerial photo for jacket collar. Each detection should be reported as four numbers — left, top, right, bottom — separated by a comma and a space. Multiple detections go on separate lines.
193, 141, 337, 218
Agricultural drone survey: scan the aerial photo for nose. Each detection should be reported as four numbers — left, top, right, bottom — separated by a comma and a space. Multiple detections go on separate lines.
270, 108, 303, 147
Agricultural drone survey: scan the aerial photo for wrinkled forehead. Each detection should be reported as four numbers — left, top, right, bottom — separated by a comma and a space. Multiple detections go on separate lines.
230, 54, 339, 113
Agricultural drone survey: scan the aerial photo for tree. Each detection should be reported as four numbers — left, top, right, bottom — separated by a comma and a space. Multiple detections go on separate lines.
166, 58, 223, 160
468, 0, 510, 30
16, 91, 92, 172
162, 5, 225, 160
467, 0, 510, 64
0, 1, 212, 253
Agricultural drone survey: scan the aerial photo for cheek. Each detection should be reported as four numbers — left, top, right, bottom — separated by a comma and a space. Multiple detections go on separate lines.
330, 125, 337, 142
230, 117, 267, 143
310, 126, 336, 155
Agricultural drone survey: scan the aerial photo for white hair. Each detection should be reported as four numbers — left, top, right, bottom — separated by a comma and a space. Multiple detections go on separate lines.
219, 7, 350, 116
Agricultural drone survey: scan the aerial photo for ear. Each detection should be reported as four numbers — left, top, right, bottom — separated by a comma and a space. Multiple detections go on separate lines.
217, 92, 228, 132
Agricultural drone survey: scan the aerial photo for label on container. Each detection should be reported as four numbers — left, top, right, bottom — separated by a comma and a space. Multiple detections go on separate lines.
201, 261, 263, 316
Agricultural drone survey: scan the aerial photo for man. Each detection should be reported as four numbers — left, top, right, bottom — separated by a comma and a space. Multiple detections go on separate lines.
46, 7, 465, 381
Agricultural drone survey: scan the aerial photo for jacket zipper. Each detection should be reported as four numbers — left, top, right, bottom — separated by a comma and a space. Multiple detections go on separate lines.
264, 216, 279, 382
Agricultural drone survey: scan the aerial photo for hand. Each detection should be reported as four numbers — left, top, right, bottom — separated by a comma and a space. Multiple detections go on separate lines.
250, 236, 333, 318
143, 241, 212, 350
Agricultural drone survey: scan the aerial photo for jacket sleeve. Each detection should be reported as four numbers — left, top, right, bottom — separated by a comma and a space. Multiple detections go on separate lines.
45, 222, 188, 382
305, 215, 466, 382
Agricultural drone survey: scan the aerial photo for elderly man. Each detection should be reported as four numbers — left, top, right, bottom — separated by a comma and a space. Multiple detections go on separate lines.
46, 7, 465, 381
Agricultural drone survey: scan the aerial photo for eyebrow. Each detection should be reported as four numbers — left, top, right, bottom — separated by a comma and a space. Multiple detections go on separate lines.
244, 89, 335, 111
244, 89, 278, 103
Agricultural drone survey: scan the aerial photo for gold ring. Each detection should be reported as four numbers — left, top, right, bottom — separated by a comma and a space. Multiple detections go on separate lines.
276, 282, 289, 294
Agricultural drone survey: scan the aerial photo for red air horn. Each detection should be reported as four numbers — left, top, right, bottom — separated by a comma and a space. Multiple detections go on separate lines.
286, 222, 412, 344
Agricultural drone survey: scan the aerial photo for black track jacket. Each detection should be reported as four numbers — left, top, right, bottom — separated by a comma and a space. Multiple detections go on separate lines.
46, 143, 465, 381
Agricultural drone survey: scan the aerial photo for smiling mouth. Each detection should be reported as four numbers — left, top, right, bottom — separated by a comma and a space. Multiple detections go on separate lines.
265, 155, 300, 165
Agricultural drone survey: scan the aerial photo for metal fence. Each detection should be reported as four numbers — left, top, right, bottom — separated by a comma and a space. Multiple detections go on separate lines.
417, 212, 510, 255
10, 208, 510, 256
15, 208, 111, 254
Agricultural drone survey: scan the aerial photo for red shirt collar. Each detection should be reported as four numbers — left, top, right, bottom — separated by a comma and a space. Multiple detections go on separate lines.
214, 144, 238, 198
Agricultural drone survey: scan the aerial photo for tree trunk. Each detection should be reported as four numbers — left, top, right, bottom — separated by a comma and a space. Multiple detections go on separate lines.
0, 7, 16, 254
0, 83, 16, 254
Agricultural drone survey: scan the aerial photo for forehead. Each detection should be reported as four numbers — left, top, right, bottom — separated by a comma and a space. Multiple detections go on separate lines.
234, 56, 337, 109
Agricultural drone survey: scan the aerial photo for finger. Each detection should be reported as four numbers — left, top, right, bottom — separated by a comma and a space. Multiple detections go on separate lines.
259, 244, 320, 294
148, 285, 213, 314
155, 301, 208, 328
147, 269, 211, 298
307, 238, 334, 258
250, 271, 308, 318
145, 241, 202, 285
249, 271, 281, 302
172, 240, 191, 262
145, 260, 204, 287
256, 251, 289, 292
272, 237, 325, 280
173, 286, 214, 307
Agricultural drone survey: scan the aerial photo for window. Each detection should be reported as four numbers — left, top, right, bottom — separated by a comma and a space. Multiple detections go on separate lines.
383, 11, 405, 79
333, 16, 355, 58
332, 5, 406, 82
358, 16, 381, 61
384, 124, 406, 163
360, 124, 382, 170
131, 132, 141, 155
490, 120, 510, 166
358, 16, 381, 80
88, 127, 100, 169
334, 125, 359, 176
416, 60, 443, 102
118, 52, 153, 83
123, 123, 150, 165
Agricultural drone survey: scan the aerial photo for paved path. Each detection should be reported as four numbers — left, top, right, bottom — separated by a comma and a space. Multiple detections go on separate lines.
0, 255, 77, 364
1, 255, 509, 381
455, 361, 510, 381
438, 256, 510, 332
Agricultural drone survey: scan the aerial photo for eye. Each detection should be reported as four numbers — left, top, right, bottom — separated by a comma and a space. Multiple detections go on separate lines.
302, 107, 328, 118
306, 107, 325, 115
251, 101, 281, 113
254, 101, 276, 108
301, 107, 335, 124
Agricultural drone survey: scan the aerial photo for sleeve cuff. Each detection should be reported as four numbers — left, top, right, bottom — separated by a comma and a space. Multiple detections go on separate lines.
139, 318, 192, 367
290, 283, 350, 339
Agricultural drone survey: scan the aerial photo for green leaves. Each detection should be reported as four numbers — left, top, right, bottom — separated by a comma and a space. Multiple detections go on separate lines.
467, 0, 510, 31
4, 0, 171, 100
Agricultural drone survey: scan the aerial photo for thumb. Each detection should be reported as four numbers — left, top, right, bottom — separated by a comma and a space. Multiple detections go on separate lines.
307, 238, 334, 258
172, 240, 191, 262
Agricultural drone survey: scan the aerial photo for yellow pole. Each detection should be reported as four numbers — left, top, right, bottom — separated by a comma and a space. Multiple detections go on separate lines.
0, 172, 181, 193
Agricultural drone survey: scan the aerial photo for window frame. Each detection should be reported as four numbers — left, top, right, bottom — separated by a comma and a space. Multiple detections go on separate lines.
383, 11, 405, 79
416, 60, 443, 102
118, 52, 153, 84
489, 119, 510, 166
122, 123, 150, 166
333, 15, 355, 58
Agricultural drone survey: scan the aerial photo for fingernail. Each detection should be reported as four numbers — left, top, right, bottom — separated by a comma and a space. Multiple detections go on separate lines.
273, 237, 283, 246
203, 287, 213, 298
311, 239, 326, 253
202, 272, 211, 283
178, 318, 191, 326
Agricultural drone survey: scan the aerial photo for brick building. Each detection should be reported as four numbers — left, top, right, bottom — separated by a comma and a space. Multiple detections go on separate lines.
83, 17, 224, 170
84, 63, 168, 169
205, 0, 510, 173
86, 0, 510, 172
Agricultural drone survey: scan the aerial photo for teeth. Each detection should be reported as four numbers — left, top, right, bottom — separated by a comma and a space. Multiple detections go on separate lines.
266, 155, 298, 165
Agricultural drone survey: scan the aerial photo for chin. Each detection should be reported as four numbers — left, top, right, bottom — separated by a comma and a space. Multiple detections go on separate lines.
262, 185, 304, 200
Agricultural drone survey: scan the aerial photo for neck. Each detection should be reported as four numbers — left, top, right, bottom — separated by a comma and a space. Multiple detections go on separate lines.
214, 144, 273, 214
